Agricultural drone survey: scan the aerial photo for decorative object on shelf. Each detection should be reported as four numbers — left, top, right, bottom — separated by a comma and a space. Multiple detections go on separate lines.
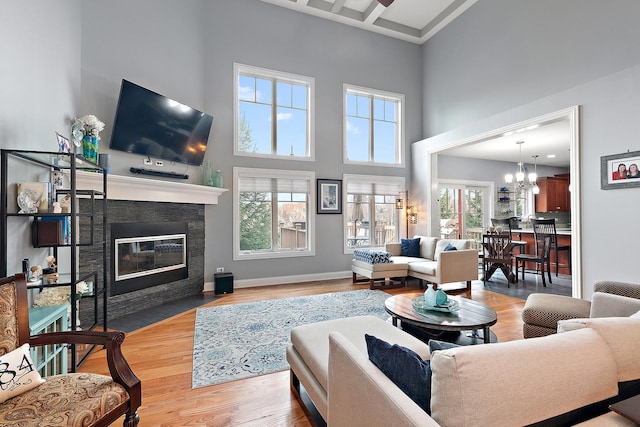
46, 255, 57, 272
55, 131, 70, 153
73, 114, 105, 164
16, 182, 48, 213
59, 193, 71, 213
600, 149, 640, 190
98, 153, 110, 173
29, 265, 42, 282
203, 160, 213, 186
51, 170, 63, 190
213, 170, 224, 188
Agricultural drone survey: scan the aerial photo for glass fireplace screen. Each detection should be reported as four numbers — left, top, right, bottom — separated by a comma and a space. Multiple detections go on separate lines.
114, 234, 186, 281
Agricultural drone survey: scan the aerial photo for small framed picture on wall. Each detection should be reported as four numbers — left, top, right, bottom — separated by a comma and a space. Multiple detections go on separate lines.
601, 150, 640, 189
317, 179, 342, 214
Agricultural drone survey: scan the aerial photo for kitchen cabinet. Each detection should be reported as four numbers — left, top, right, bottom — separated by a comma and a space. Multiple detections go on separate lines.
535, 175, 570, 212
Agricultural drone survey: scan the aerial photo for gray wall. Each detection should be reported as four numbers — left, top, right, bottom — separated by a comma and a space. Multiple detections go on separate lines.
418, 0, 640, 298
0, 0, 81, 274
1, 0, 422, 283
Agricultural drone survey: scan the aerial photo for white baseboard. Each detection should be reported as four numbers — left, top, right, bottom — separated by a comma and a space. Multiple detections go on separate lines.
203, 270, 352, 293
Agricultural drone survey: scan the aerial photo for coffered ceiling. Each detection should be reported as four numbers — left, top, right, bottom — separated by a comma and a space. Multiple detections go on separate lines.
259, 0, 478, 44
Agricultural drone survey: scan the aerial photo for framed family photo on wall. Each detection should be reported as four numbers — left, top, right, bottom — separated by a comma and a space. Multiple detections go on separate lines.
601, 150, 640, 189
316, 179, 342, 214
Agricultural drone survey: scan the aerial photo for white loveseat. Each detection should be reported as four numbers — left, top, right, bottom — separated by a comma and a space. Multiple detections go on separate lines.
385, 236, 478, 290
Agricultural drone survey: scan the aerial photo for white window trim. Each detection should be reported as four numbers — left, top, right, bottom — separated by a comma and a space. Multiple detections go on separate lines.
233, 167, 316, 261
342, 173, 405, 254
233, 63, 315, 162
343, 84, 405, 168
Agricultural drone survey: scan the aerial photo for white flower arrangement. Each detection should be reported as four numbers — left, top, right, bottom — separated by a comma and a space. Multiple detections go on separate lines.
32, 281, 90, 307
74, 115, 105, 138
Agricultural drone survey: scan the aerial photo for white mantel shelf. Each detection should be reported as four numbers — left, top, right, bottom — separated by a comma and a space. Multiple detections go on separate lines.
73, 171, 227, 204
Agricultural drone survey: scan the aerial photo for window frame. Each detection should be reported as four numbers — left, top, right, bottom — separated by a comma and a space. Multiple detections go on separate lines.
343, 84, 405, 168
234, 63, 315, 161
343, 174, 405, 254
233, 167, 316, 261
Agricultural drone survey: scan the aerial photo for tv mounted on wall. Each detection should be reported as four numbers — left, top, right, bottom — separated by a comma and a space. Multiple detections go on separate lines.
109, 79, 213, 167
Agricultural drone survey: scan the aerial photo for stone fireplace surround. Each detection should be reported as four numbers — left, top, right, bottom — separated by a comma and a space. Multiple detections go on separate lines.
75, 172, 225, 325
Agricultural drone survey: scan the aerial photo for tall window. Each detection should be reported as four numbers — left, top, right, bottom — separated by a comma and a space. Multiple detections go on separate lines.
234, 64, 314, 160
234, 168, 315, 260
344, 84, 404, 166
343, 174, 404, 252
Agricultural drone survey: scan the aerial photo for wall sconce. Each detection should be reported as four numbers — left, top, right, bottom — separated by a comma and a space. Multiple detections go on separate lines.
395, 197, 403, 210
407, 206, 418, 225
397, 191, 417, 236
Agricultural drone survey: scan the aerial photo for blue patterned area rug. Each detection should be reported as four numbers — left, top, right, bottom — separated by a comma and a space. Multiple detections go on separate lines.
192, 289, 390, 389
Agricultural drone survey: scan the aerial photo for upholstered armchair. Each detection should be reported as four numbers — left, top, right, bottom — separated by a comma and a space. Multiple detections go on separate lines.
522, 280, 640, 338
0, 273, 141, 426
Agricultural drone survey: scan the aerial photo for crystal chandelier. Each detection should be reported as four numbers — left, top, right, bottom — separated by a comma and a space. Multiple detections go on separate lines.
504, 141, 538, 191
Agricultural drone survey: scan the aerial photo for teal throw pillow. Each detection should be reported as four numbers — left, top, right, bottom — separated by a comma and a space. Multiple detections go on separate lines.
365, 334, 431, 414
444, 243, 457, 251
400, 238, 421, 257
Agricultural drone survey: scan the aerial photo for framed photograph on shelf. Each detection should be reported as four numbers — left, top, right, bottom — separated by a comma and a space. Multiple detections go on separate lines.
601, 150, 640, 189
316, 179, 342, 214
56, 132, 70, 153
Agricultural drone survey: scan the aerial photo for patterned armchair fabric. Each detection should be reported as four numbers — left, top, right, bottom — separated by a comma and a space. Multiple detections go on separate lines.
0, 374, 129, 426
0, 273, 141, 426
0, 280, 19, 356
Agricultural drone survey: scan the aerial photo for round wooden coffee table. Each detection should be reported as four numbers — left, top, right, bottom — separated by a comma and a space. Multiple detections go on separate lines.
384, 293, 498, 344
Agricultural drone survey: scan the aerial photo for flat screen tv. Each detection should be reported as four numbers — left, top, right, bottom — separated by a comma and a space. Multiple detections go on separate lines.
109, 79, 213, 167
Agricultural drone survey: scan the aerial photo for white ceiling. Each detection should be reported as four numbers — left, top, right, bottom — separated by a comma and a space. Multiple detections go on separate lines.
441, 120, 572, 168
259, 0, 478, 44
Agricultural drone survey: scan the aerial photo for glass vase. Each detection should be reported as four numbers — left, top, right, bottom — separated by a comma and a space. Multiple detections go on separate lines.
424, 283, 436, 306
82, 135, 99, 164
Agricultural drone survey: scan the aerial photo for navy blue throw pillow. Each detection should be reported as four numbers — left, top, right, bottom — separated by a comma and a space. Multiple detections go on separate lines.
428, 339, 462, 353
444, 243, 457, 252
365, 334, 432, 414
400, 238, 421, 257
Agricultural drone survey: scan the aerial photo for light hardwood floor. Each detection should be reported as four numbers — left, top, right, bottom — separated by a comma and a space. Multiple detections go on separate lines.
80, 279, 526, 426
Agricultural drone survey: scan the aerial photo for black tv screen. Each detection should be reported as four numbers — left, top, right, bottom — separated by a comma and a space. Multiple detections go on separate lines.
109, 79, 213, 166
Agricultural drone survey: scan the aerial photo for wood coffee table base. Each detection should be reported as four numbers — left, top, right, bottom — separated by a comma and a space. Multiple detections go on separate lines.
400, 323, 498, 345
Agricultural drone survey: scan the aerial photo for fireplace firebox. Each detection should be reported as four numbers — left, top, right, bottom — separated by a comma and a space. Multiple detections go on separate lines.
111, 222, 188, 296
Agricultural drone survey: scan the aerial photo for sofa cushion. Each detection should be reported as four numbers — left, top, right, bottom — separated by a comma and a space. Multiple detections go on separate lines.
575, 316, 640, 382
400, 238, 421, 257
590, 292, 640, 318
408, 261, 437, 276
429, 328, 618, 426
417, 236, 439, 260
434, 239, 470, 261
365, 334, 432, 414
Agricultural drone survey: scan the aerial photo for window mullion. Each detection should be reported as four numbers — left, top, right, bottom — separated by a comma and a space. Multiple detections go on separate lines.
271, 79, 278, 154
369, 96, 374, 162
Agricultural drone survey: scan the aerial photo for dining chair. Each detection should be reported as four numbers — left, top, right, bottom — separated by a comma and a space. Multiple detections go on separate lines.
531, 218, 571, 276
482, 233, 518, 286
515, 235, 552, 286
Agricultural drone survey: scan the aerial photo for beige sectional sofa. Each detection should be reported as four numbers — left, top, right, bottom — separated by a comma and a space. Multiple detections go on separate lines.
385, 236, 478, 290
287, 314, 640, 427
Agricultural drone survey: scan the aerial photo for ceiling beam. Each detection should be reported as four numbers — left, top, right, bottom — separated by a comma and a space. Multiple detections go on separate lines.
363, 0, 385, 24
330, 0, 347, 13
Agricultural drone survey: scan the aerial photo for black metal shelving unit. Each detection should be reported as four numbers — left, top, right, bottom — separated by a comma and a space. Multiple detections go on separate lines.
1, 149, 107, 371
